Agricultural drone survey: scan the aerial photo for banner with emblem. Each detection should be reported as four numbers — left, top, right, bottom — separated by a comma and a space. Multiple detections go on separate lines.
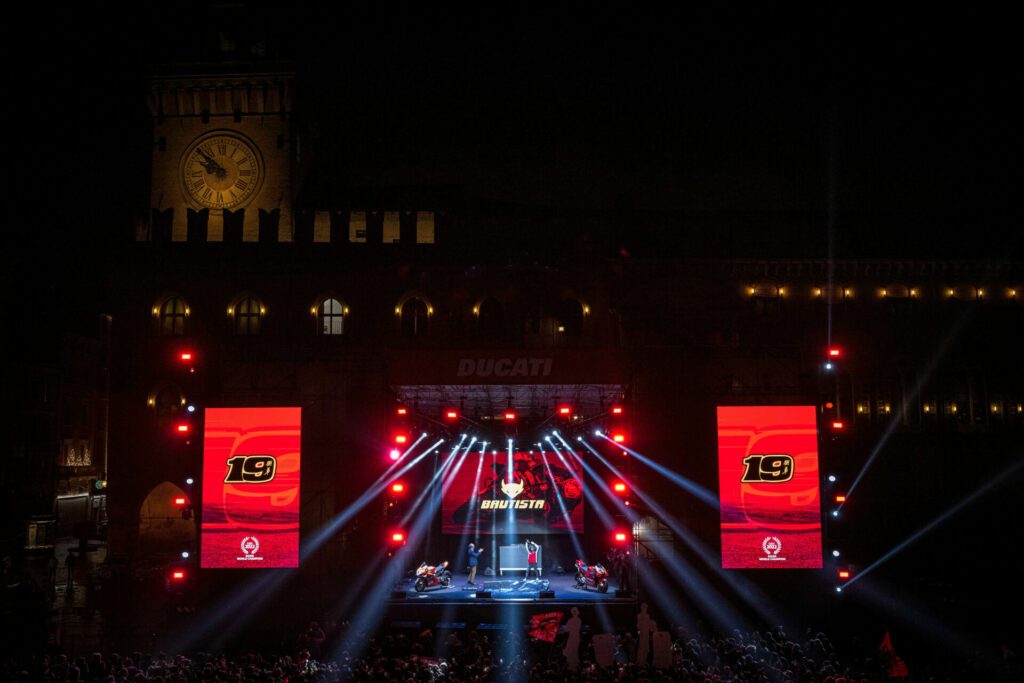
717, 406, 822, 568
201, 407, 302, 568
442, 450, 584, 534
527, 612, 564, 642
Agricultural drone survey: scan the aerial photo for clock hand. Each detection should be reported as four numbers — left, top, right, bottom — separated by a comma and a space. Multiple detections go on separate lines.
195, 147, 227, 176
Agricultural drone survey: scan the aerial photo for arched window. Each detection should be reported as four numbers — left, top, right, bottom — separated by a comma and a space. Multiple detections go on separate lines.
158, 296, 188, 336
478, 298, 503, 337
401, 298, 429, 336
556, 299, 584, 336
316, 297, 345, 335
233, 296, 263, 335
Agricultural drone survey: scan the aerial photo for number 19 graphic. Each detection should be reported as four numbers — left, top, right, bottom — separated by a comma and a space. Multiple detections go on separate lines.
224, 455, 277, 483
741, 454, 794, 482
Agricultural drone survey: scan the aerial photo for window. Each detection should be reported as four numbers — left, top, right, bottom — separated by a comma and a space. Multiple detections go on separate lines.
158, 296, 188, 336
316, 298, 345, 335
556, 299, 584, 336
234, 296, 263, 335
478, 298, 503, 337
401, 298, 429, 336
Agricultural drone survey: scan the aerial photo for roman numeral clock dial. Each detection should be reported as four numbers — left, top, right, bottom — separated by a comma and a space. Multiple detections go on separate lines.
180, 132, 264, 210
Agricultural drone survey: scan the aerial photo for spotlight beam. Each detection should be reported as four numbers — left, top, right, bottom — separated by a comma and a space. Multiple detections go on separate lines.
595, 432, 718, 509
844, 311, 972, 501
573, 435, 788, 630
843, 457, 1024, 589
537, 448, 586, 561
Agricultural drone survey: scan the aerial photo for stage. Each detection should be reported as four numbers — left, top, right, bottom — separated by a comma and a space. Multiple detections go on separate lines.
383, 573, 639, 631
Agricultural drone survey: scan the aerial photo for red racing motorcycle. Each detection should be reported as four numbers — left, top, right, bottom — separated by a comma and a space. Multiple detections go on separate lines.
414, 560, 452, 592
574, 559, 609, 593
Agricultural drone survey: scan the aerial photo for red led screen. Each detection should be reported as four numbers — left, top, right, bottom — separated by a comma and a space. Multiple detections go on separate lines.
201, 407, 301, 568
717, 406, 822, 568
442, 451, 584, 534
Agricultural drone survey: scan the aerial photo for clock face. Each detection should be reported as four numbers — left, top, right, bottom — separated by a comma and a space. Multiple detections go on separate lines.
180, 132, 263, 209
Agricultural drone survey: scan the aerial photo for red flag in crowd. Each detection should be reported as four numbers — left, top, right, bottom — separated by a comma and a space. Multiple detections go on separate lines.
879, 631, 910, 678
528, 612, 564, 642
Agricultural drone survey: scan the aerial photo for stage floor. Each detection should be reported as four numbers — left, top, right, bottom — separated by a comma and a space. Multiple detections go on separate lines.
390, 573, 631, 604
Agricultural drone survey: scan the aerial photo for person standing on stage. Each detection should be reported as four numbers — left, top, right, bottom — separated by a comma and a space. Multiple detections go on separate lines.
525, 539, 540, 578
467, 543, 483, 585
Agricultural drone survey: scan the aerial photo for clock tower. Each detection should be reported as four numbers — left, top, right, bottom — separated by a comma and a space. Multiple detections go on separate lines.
144, 69, 293, 242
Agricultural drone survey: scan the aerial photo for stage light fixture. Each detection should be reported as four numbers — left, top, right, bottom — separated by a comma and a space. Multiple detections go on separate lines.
831, 510, 839, 518
176, 423, 190, 433
828, 347, 841, 358
391, 532, 405, 544
445, 410, 458, 420
179, 351, 194, 362
612, 433, 626, 443
835, 494, 846, 502
838, 570, 850, 579
181, 551, 190, 559
559, 406, 571, 416
828, 474, 837, 483
391, 482, 404, 493
187, 404, 196, 413
172, 570, 185, 580
396, 408, 407, 416
614, 532, 628, 542
831, 421, 844, 430
612, 406, 623, 414
394, 434, 407, 444
504, 411, 516, 420
185, 477, 194, 485
174, 497, 186, 506
832, 549, 840, 558
825, 362, 833, 370
835, 586, 843, 593
613, 482, 627, 493
389, 448, 401, 461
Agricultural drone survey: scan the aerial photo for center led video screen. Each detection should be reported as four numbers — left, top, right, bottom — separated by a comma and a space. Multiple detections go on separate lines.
442, 451, 584, 534
717, 405, 822, 568
201, 407, 301, 568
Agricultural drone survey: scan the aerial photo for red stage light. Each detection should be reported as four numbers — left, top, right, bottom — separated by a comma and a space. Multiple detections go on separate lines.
832, 421, 844, 430
391, 532, 405, 543
504, 411, 516, 421
389, 448, 401, 461
612, 406, 623, 414
825, 401, 834, 409
174, 497, 186, 506
176, 423, 190, 433
559, 406, 571, 415
172, 570, 185, 580
445, 410, 458, 420
612, 433, 626, 443
828, 347, 841, 358
838, 570, 850, 579
835, 494, 846, 502
396, 408, 407, 416
614, 532, 628, 542
179, 351, 193, 361
394, 434, 407, 444
391, 482, 404, 493
613, 482, 627, 493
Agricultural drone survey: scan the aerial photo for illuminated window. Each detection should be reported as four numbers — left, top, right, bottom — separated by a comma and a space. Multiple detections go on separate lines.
234, 296, 263, 335
316, 297, 345, 335
158, 296, 188, 336
401, 297, 429, 336
556, 299, 584, 336
152, 384, 185, 421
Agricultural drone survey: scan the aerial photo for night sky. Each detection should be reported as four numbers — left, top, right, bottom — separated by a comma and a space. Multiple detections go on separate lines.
7, 4, 1022, 324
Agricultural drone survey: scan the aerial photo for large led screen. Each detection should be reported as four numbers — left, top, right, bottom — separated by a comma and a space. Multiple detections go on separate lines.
442, 451, 584, 534
201, 407, 301, 568
717, 405, 822, 568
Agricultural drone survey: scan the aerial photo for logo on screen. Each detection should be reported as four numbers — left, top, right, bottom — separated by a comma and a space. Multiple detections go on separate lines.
741, 454, 794, 482
759, 536, 785, 561
224, 455, 278, 483
501, 478, 525, 498
238, 536, 263, 561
